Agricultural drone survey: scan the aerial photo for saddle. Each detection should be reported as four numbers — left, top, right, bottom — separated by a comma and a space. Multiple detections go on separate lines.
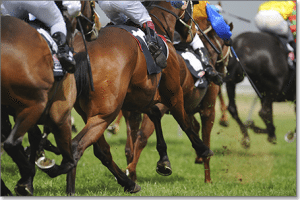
107, 24, 169, 75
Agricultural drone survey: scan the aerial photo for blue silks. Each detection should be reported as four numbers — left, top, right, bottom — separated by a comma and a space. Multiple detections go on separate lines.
206, 3, 232, 41
167, 1, 185, 9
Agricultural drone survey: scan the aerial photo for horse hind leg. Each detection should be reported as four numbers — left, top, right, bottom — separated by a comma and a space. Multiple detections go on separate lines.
126, 112, 158, 182
147, 105, 172, 176
93, 135, 141, 193
3, 103, 47, 196
123, 110, 141, 165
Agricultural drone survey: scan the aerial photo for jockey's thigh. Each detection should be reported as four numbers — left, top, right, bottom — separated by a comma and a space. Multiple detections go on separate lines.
2, 1, 66, 35
255, 10, 289, 37
99, 1, 152, 26
98, 1, 129, 25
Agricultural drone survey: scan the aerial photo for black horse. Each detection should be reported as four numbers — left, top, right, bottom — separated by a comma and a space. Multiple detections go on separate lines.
224, 31, 296, 148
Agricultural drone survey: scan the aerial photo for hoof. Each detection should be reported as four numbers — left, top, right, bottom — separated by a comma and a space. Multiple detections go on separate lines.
195, 156, 203, 164
285, 131, 296, 143
107, 124, 118, 135
36, 156, 55, 169
156, 161, 172, 176
199, 149, 214, 158
267, 136, 277, 144
14, 184, 33, 196
219, 120, 229, 127
124, 183, 141, 194
241, 137, 250, 149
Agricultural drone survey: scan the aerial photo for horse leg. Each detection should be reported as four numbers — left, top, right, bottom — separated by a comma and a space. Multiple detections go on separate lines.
123, 110, 141, 165
1, 179, 13, 196
67, 112, 134, 195
248, 98, 276, 144
107, 111, 123, 135
3, 106, 44, 196
147, 104, 173, 176
218, 87, 229, 127
198, 83, 219, 183
40, 114, 75, 178
126, 113, 156, 181
226, 82, 250, 148
92, 135, 141, 193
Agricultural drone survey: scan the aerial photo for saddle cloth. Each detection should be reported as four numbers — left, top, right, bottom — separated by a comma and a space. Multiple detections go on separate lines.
175, 42, 208, 88
175, 42, 205, 79
113, 25, 169, 75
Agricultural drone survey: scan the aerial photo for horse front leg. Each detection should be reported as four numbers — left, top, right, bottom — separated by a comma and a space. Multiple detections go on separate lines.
198, 83, 219, 183
249, 98, 276, 144
226, 81, 250, 148
218, 87, 229, 127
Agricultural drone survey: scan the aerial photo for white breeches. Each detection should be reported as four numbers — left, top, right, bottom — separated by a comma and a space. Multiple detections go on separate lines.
255, 10, 289, 37
1, 1, 66, 35
97, 1, 152, 26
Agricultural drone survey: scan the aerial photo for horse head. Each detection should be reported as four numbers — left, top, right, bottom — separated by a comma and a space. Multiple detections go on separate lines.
195, 15, 234, 75
145, 1, 194, 42
66, 1, 100, 43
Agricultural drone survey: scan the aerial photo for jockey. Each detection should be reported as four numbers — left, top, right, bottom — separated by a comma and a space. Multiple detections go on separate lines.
172, 1, 232, 86
96, 1, 167, 69
1, 1, 80, 78
254, 1, 296, 67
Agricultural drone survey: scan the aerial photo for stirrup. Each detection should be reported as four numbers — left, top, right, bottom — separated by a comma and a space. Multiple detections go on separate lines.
53, 54, 65, 81
57, 50, 76, 73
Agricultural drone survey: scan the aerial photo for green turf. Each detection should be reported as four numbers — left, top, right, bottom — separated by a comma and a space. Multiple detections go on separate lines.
1, 93, 296, 196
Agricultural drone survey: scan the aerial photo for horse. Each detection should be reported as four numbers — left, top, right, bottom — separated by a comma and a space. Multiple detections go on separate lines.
223, 31, 296, 148
66, 1, 214, 195
124, 7, 233, 183
1, 1, 98, 196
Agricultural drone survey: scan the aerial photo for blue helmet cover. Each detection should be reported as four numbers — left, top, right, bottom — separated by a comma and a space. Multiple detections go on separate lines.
206, 3, 232, 41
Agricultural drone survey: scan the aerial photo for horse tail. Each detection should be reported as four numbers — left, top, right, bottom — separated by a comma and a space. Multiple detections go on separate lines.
74, 52, 90, 101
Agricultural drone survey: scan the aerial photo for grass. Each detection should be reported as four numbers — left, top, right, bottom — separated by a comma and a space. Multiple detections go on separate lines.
1, 93, 296, 196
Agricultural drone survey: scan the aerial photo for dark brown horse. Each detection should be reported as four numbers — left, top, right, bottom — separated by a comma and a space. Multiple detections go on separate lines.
1, 1, 97, 196
124, 12, 233, 183
67, 1, 213, 195
223, 31, 296, 148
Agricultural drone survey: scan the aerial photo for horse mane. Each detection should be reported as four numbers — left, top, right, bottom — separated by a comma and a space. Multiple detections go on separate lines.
74, 52, 91, 102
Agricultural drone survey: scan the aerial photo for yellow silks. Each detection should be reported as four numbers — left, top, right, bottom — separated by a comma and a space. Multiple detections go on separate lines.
258, 1, 295, 20
193, 1, 209, 20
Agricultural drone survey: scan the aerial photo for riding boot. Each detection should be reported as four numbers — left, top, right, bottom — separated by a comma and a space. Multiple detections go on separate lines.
194, 47, 223, 85
52, 32, 76, 73
142, 21, 167, 69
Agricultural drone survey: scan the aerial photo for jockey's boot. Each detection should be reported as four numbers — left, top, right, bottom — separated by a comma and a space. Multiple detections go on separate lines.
142, 21, 167, 69
52, 32, 76, 73
195, 47, 223, 86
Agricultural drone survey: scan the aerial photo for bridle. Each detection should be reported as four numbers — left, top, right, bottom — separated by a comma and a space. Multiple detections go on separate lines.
76, 1, 98, 38
201, 25, 232, 68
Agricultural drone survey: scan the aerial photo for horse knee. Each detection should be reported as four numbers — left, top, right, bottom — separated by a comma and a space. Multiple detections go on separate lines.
136, 131, 148, 149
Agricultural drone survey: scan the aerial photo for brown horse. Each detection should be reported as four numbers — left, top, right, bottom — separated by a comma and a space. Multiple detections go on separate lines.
124, 11, 233, 183
1, 1, 97, 196
67, 1, 213, 195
